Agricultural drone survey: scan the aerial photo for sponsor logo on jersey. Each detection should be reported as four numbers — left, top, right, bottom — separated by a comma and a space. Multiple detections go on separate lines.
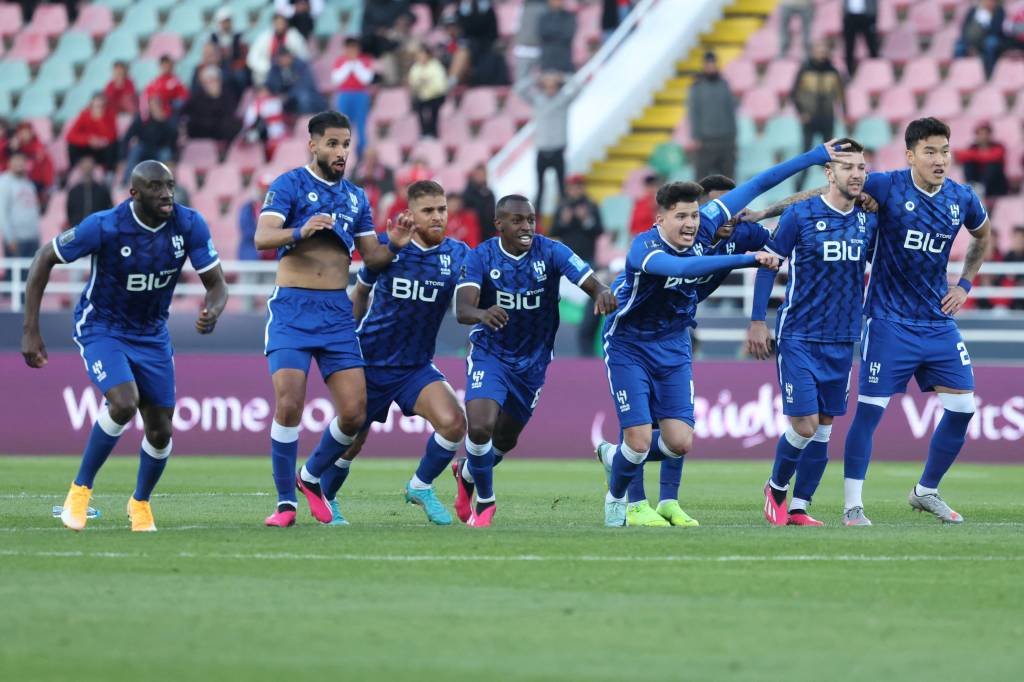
263, 191, 275, 207
59, 228, 76, 246
496, 290, 542, 310
391, 277, 439, 302
822, 240, 862, 261
903, 229, 949, 253
126, 273, 175, 291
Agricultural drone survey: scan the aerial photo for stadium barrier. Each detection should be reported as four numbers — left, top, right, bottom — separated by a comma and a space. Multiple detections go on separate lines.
2, 353, 1021, 462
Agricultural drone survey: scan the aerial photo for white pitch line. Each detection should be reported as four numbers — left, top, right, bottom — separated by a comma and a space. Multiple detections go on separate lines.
0, 549, 1020, 562
0, 492, 272, 500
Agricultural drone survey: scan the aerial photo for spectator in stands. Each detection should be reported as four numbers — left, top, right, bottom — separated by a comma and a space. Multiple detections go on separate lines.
956, 121, 1010, 197
66, 94, 119, 175
184, 66, 242, 146
354, 146, 396, 217
274, 0, 322, 40
956, 0, 1006, 78
438, 14, 471, 86
791, 40, 847, 188
456, 0, 510, 86
143, 56, 189, 123
243, 86, 288, 161
122, 96, 177, 186
515, 0, 547, 85
1004, 226, 1024, 311
688, 51, 737, 181
267, 49, 328, 114
211, 8, 251, 93
0, 152, 42, 258
539, 0, 577, 74
66, 156, 113, 228
408, 43, 448, 139
551, 174, 604, 355
4, 122, 54, 200
445, 192, 482, 247
248, 13, 310, 86
362, 0, 414, 58
463, 162, 496, 240
1005, 5, 1024, 51
518, 72, 570, 216
779, 0, 813, 57
629, 173, 660, 236
332, 38, 375, 158
104, 61, 138, 117
842, 0, 879, 76
192, 42, 238, 99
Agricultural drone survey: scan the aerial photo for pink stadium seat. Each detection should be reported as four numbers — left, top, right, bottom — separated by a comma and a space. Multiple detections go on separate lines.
174, 163, 199, 195
412, 138, 447, 169
24, 3, 68, 37
373, 88, 412, 122
744, 27, 779, 66
438, 112, 471, 148
849, 58, 894, 97
479, 117, 517, 152
1005, 144, 1024, 183
496, 2, 520, 39
992, 198, 1024, 239
460, 88, 499, 124
946, 115, 980, 147
387, 113, 422, 149
842, 87, 871, 121
875, 141, 907, 170
877, 1, 899, 33
411, 4, 432, 36
434, 166, 468, 193
739, 86, 779, 125
10, 32, 50, 65
810, 1, 841, 42
623, 166, 655, 200
271, 138, 311, 169
947, 58, 986, 94
41, 189, 66, 240
723, 58, 757, 96
225, 141, 265, 174
72, 3, 113, 38
992, 115, 1023, 147
180, 140, 220, 171
144, 33, 185, 61
880, 25, 918, 65
672, 118, 694, 149
877, 88, 916, 123
926, 26, 959, 67
203, 164, 244, 200
907, 2, 944, 36
48, 140, 69, 174
0, 4, 23, 40
990, 58, 1024, 96
969, 85, 1008, 118
503, 93, 533, 127
190, 191, 223, 225
900, 56, 940, 94
921, 85, 962, 120
374, 140, 403, 168
453, 140, 492, 167
27, 117, 53, 145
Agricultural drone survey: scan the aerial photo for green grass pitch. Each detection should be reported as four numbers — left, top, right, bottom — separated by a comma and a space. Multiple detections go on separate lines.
1, 456, 1021, 681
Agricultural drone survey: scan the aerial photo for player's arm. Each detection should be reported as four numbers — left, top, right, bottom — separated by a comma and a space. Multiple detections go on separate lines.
745, 267, 778, 360
195, 265, 228, 334
351, 271, 373, 323
455, 283, 507, 330
741, 186, 826, 222
579, 275, 617, 315
642, 251, 780, 278
942, 208, 993, 315
20, 243, 62, 368
355, 212, 415, 271
253, 212, 333, 250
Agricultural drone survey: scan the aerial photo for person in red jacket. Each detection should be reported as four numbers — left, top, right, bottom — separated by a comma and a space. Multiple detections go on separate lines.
331, 37, 375, 157
103, 61, 138, 116
66, 94, 119, 173
628, 172, 661, 236
142, 56, 189, 122
3, 121, 55, 200
954, 121, 1009, 197
445, 191, 482, 247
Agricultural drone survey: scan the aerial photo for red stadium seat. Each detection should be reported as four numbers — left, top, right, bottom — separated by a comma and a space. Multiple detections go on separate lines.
990, 58, 1024, 96
969, 85, 1008, 118
900, 56, 940, 94
920, 86, 962, 120
723, 58, 757, 97
907, 2, 944, 36
180, 140, 220, 172
460, 88, 499, 124
849, 58, 895, 97
144, 33, 186, 62
0, 4, 23, 40
947, 58, 986, 95
9, 32, 50, 65
203, 164, 244, 201
72, 3, 113, 38
739, 86, 779, 125
24, 3, 68, 38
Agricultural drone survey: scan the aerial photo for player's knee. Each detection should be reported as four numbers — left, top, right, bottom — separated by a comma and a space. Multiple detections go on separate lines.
274, 396, 304, 425
623, 432, 652, 454
791, 417, 818, 440
467, 423, 493, 445
434, 412, 467, 443
145, 427, 172, 450
662, 432, 692, 457
337, 409, 365, 435
106, 398, 138, 425
493, 433, 518, 453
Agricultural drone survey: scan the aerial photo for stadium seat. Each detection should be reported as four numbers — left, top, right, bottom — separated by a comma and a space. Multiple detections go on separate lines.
24, 3, 68, 37
736, 115, 756, 147
496, 2, 520, 38
875, 141, 907, 170
880, 25, 918, 65
313, 5, 342, 40
413, 138, 448, 170
453, 140, 492, 167
877, 88, 917, 123
144, 33, 186, 62
130, 60, 162, 90
72, 3, 114, 38
460, 88, 499, 124
372, 88, 412, 124
439, 113, 472, 149
55, 82, 94, 123
203, 164, 244, 201
600, 195, 634, 247
810, 1, 842, 42
0, 59, 32, 97
946, 115, 981, 147
374, 140, 404, 169
992, 198, 1024, 241
503, 92, 533, 127
12, 84, 54, 119
852, 117, 893, 150
26, 117, 53, 145
969, 86, 1008, 118
737, 143, 777, 182
51, 31, 96, 66
225, 142, 265, 174
385, 114, 422, 150
762, 59, 800, 98
119, 5, 161, 38
164, 4, 208, 41
849, 58, 894, 97
80, 54, 119, 95
991, 58, 1024, 96
926, 26, 960, 67
0, 91, 10, 116
648, 142, 686, 179
947, 58, 986, 95
992, 115, 1023, 148
0, 4, 23, 41
9, 32, 50, 66
744, 27, 780, 66
900, 56, 940, 94
739, 86, 779, 125
722, 57, 757, 97
907, 2, 944, 36
98, 28, 141, 63
34, 57, 76, 95
433, 165, 468, 193
1005, 143, 1024, 184
270, 138, 311, 169
180, 140, 220, 172
921, 86, 963, 120
478, 117, 517, 152
93, 0, 135, 11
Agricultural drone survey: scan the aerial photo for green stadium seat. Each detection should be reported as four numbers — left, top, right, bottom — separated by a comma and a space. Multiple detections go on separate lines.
93, 0, 135, 11
165, 4, 209, 41
0, 60, 32, 97
130, 59, 161, 90
35, 57, 77, 95
737, 114, 757, 147
648, 142, 687, 179
667, 163, 695, 183
600, 194, 634, 247
135, 0, 180, 13
13, 84, 55, 119
852, 117, 892, 151
314, 6, 342, 39
0, 91, 11, 117
51, 31, 96, 66
79, 54, 118, 94
762, 115, 802, 154
235, 0, 273, 13
341, 3, 364, 33
737, 144, 776, 182
57, 82, 96, 123
98, 28, 141, 62
183, 0, 223, 14
119, 5, 161, 37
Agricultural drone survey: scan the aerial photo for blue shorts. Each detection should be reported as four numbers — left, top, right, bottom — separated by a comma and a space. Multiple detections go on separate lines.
859, 318, 975, 396
604, 333, 694, 430
465, 345, 546, 426
265, 286, 364, 380
777, 339, 854, 417
364, 363, 447, 426
74, 331, 175, 407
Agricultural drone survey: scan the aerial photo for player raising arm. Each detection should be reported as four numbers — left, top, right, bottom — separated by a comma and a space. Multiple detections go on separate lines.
21, 160, 228, 532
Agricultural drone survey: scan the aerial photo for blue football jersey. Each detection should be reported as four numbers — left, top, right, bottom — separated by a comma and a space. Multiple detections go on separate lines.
765, 196, 877, 343
260, 166, 376, 258
53, 200, 220, 338
693, 220, 771, 302
862, 169, 987, 326
357, 237, 471, 367
457, 235, 593, 371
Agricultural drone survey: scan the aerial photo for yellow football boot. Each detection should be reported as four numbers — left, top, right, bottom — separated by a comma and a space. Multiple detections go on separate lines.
127, 497, 157, 532
60, 483, 92, 531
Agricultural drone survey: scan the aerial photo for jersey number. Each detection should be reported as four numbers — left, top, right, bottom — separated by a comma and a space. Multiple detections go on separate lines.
956, 341, 971, 366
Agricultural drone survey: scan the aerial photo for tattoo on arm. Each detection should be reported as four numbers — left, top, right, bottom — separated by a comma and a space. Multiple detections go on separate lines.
759, 186, 827, 220
961, 229, 989, 281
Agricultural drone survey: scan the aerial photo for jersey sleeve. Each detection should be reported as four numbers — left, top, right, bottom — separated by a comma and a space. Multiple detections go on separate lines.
186, 211, 221, 274
456, 247, 484, 291
52, 213, 103, 263
625, 234, 665, 272
862, 171, 893, 206
356, 266, 377, 287
352, 188, 376, 238
735, 221, 771, 252
962, 185, 988, 232
763, 208, 799, 258
551, 240, 593, 286
260, 174, 296, 225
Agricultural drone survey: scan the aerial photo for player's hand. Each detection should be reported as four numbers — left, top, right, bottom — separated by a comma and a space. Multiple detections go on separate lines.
857, 192, 879, 213
593, 290, 617, 315
386, 210, 415, 249
745, 321, 773, 361
736, 207, 765, 224
822, 137, 856, 164
195, 307, 219, 334
754, 252, 781, 270
300, 213, 334, 239
941, 285, 969, 316
479, 305, 509, 331
21, 330, 48, 368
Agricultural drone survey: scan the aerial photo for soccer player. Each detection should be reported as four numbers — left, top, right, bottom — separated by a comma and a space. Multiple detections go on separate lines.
600, 141, 854, 528
313, 180, 471, 526
255, 111, 414, 527
451, 194, 617, 527
744, 139, 877, 527
20, 160, 228, 532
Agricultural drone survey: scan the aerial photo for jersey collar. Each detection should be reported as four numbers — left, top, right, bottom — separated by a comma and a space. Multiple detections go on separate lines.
303, 164, 338, 187
655, 225, 688, 254
497, 238, 530, 261
909, 169, 944, 197
129, 200, 167, 233
411, 237, 441, 252
819, 194, 855, 216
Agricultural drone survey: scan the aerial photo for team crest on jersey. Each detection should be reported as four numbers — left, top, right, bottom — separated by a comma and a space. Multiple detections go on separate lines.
489, 268, 501, 279
439, 253, 452, 275
349, 192, 358, 210
263, 191, 275, 207
868, 362, 881, 384
857, 212, 867, 230
815, 220, 827, 231
784, 382, 794, 403
532, 261, 547, 282
172, 235, 185, 258
615, 390, 630, 412
692, 243, 704, 256
91, 360, 106, 382
120, 246, 132, 257
307, 191, 318, 203
471, 370, 485, 389
904, 200, 915, 212
726, 242, 736, 255
949, 204, 961, 227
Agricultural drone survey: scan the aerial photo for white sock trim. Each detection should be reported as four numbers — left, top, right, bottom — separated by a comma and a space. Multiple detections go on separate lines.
141, 437, 172, 460
812, 424, 833, 443
769, 479, 789, 491
492, 446, 506, 459
271, 420, 299, 443
460, 459, 475, 483
844, 477, 864, 511
657, 436, 682, 459
334, 458, 352, 469
329, 418, 355, 446
605, 491, 624, 503
299, 465, 318, 484
620, 442, 649, 464
858, 394, 890, 408
466, 439, 491, 457
938, 392, 976, 413
475, 494, 495, 504
409, 474, 431, 490
97, 406, 128, 437
432, 431, 461, 452
789, 497, 809, 511
915, 483, 939, 496
784, 427, 813, 450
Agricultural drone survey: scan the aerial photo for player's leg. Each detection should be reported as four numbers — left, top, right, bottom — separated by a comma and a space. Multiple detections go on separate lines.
463, 397, 500, 524
126, 404, 172, 532
644, 419, 694, 527
404, 379, 466, 525
265, 357, 310, 527
319, 430, 367, 527
788, 414, 831, 527
602, 350, 655, 527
